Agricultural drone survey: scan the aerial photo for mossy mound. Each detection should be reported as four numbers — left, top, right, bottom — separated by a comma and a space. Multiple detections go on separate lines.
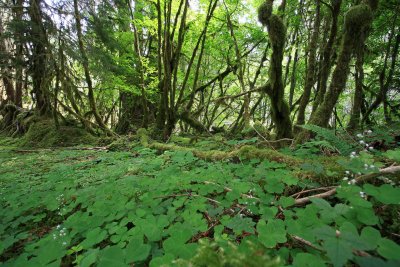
20, 119, 97, 147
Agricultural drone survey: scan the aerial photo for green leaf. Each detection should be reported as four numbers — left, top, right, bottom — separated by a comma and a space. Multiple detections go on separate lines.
278, 196, 295, 208
257, 219, 287, 248
222, 215, 255, 235
79, 249, 99, 267
97, 245, 127, 267
292, 253, 326, 267
378, 238, 400, 260
364, 184, 400, 205
383, 149, 400, 162
80, 227, 108, 248
360, 227, 381, 250
323, 237, 353, 267
125, 238, 151, 263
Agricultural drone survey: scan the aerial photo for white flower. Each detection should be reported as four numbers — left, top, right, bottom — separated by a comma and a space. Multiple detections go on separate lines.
359, 192, 366, 198
359, 140, 365, 145
356, 134, 363, 138
367, 130, 372, 134
357, 172, 361, 175
62, 242, 67, 246
369, 146, 374, 150
364, 164, 369, 168
348, 179, 356, 185
343, 177, 349, 181
56, 225, 61, 229
351, 152, 357, 156
345, 171, 350, 175
370, 165, 375, 169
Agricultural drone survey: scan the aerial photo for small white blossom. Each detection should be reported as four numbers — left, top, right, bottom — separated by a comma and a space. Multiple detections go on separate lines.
348, 179, 356, 185
360, 140, 365, 145
345, 171, 350, 175
351, 151, 357, 156
56, 225, 61, 229
62, 241, 67, 246
359, 192, 366, 198
343, 177, 349, 181
369, 146, 374, 150
370, 165, 375, 169
356, 134, 363, 138
367, 130, 372, 134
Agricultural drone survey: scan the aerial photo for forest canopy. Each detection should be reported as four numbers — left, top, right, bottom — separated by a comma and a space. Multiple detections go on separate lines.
0, 0, 400, 266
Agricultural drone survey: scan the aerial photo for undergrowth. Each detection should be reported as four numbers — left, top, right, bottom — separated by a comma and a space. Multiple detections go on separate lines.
0, 129, 400, 266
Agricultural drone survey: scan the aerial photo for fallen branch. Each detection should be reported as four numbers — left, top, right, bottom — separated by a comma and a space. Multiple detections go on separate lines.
12, 146, 109, 153
154, 193, 221, 205
294, 165, 400, 206
290, 186, 336, 198
291, 235, 322, 251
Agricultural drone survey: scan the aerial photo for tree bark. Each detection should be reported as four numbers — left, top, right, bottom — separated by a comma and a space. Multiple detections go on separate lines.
73, 0, 113, 135
296, 0, 320, 125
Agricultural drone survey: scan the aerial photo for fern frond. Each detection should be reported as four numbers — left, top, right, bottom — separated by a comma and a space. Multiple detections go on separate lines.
300, 124, 354, 155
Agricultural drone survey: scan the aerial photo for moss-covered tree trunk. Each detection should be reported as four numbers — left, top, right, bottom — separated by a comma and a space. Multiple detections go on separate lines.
29, 0, 51, 116
258, 0, 293, 139
73, 0, 113, 135
296, 0, 320, 125
311, 0, 342, 114
308, 2, 375, 128
347, 48, 365, 131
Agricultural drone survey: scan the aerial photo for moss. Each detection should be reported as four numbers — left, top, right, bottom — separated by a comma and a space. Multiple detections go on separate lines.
108, 137, 139, 151
258, 0, 273, 26
236, 145, 299, 165
137, 128, 149, 147
344, 4, 372, 38
258, 1, 293, 140
268, 15, 286, 50
21, 119, 97, 147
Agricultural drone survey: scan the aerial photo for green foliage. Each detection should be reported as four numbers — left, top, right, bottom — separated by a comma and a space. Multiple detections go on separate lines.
0, 138, 399, 266
300, 125, 354, 155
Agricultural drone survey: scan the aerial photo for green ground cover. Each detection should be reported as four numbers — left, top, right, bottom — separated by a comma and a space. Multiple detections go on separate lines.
0, 138, 399, 266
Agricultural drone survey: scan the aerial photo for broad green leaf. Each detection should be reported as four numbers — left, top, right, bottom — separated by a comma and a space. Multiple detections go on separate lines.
292, 253, 326, 267
378, 238, 400, 260
125, 238, 151, 263
257, 219, 287, 248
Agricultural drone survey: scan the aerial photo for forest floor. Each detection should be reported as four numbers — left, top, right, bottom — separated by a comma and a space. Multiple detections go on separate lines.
0, 132, 400, 267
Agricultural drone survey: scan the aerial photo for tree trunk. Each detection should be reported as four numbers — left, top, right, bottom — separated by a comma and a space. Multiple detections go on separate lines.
296, 0, 320, 125
311, 0, 342, 114
73, 0, 112, 135
29, 0, 51, 115
308, 3, 374, 128
258, 0, 293, 139
347, 47, 365, 131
